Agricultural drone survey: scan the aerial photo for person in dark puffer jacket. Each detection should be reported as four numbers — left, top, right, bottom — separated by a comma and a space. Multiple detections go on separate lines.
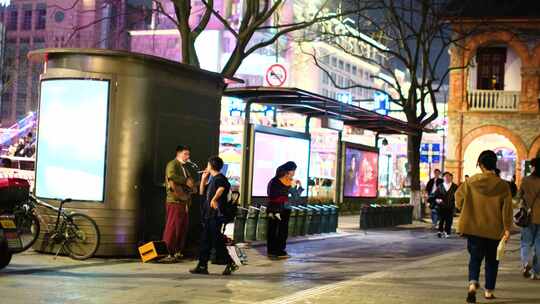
266, 161, 297, 259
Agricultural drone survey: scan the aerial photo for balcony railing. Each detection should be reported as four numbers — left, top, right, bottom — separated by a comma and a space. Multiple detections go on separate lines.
467, 90, 520, 112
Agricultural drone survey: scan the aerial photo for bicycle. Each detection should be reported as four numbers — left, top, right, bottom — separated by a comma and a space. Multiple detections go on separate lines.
16, 195, 101, 260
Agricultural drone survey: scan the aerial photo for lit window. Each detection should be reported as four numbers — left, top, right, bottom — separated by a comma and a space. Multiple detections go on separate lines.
35, 7, 46, 30
7, 10, 17, 31
22, 10, 32, 30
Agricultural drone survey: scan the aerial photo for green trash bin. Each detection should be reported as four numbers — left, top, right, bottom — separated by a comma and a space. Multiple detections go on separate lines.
245, 206, 259, 242
233, 207, 248, 243
314, 205, 324, 234
329, 205, 338, 232
307, 205, 320, 234
256, 208, 269, 241
320, 205, 330, 233
294, 206, 305, 237
301, 206, 312, 235
372, 205, 382, 228
287, 207, 298, 237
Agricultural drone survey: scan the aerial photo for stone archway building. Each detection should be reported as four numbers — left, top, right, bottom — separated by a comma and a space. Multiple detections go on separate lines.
446, 20, 540, 183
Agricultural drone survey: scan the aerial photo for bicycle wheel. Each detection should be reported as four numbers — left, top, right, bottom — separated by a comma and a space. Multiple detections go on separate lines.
64, 213, 100, 260
13, 212, 40, 253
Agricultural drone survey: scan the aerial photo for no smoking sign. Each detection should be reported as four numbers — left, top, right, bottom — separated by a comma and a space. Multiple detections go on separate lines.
265, 64, 287, 87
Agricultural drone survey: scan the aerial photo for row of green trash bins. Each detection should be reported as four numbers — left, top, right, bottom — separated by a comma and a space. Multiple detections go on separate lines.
233, 204, 339, 243
359, 204, 413, 229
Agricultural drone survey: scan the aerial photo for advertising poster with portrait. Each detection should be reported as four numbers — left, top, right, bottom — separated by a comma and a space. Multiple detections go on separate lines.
343, 145, 379, 198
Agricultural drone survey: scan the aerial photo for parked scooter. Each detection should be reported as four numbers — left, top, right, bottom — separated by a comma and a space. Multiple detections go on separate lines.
0, 178, 32, 270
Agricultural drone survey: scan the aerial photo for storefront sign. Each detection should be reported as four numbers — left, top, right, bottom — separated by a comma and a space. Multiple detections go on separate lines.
420, 143, 440, 163
374, 91, 389, 115
321, 117, 344, 131
336, 92, 352, 104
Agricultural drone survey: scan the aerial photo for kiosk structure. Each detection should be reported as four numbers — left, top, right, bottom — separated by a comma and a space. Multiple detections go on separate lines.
29, 49, 227, 256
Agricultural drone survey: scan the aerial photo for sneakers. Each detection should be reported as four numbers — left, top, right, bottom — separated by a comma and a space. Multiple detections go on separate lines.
268, 251, 290, 259
222, 263, 239, 275
523, 265, 532, 278
277, 251, 291, 259
531, 273, 540, 280
189, 264, 209, 275
437, 232, 450, 239
158, 255, 179, 264
173, 252, 184, 260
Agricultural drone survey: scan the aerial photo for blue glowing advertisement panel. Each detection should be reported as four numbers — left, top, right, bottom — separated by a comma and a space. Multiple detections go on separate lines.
35, 79, 109, 202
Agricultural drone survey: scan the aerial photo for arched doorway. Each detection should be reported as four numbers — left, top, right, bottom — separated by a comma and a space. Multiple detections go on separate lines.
529, 135, 540, 159
463, 134, 517, 181
458, 125, 528, 183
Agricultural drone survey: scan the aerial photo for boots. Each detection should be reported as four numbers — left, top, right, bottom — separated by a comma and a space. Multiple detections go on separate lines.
189, 263, 209, 275
222, 262, 239, 276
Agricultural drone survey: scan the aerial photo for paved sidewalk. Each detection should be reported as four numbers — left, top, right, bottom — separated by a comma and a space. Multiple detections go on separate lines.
264, 239, 540, 304
2, 216, 538, 303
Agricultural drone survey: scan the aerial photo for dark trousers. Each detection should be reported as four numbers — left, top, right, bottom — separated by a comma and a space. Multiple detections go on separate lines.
467, 235, 500, 290
438, 208, 453, 235
198, 217, 231, 266
267, 208, 291, 255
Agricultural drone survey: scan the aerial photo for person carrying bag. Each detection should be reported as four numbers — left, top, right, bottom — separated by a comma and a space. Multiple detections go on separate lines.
517, 157, 540, 280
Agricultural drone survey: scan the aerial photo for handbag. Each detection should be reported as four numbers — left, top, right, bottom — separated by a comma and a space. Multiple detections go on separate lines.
514, 190, 540, 228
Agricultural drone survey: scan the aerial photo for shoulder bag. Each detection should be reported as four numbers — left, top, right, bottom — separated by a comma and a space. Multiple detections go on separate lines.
514, 189, 540, 228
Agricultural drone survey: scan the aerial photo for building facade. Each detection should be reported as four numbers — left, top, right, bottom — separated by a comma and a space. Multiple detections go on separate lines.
446, 3, 540, 183
0, 0, 147, 125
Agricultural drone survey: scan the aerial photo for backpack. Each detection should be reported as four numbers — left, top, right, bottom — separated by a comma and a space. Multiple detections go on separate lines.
222, 190, 240, 224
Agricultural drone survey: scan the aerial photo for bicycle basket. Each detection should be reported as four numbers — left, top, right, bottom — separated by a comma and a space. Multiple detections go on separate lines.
0, 178, 30, 211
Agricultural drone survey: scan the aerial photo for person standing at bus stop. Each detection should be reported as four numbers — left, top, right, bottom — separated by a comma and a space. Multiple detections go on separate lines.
162, 145, 197, 263
267, 161, 297, 259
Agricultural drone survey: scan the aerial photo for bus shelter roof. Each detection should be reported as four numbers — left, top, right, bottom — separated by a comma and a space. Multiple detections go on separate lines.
224, 87, 429, 135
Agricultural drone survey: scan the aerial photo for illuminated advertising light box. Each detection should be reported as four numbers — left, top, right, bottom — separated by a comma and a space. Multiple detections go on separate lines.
251, 126, 310, 197
35, 79, 109, 202
343, 143, 379, 198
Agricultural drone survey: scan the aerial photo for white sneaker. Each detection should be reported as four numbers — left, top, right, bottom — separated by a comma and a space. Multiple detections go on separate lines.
531, 273, 540, 280
443, 232, 449, 238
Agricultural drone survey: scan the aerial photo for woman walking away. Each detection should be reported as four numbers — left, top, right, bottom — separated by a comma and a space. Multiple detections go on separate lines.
267, 161, 297, 259
455, 150, 513, 303
519, 157, 540, 280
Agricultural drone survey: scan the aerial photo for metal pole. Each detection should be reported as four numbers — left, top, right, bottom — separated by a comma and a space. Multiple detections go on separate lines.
305, 115, 312, 134
335, 131, 343, 204
386, 154, 391, 196
240, 100, 253, 208
442, 89, 448, 172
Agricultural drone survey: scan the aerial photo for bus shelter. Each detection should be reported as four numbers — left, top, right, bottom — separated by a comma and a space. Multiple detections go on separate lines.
223, 87, 426, 207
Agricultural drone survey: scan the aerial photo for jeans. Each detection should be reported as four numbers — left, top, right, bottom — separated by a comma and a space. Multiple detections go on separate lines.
198, 217, 231, 266
467, 235, 500, 290
267, 208, 291, 255
431, 208, 439, 226
438, 209, 453, 235
521, 224, 540, 275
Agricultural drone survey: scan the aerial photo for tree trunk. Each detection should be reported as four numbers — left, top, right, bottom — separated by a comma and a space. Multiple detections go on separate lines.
407, 131, 423, 220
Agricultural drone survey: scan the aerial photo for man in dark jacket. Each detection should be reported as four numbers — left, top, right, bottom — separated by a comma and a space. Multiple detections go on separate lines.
190, 156, 237, 275
425, 169, 444, 228
434, 172, 458, 238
